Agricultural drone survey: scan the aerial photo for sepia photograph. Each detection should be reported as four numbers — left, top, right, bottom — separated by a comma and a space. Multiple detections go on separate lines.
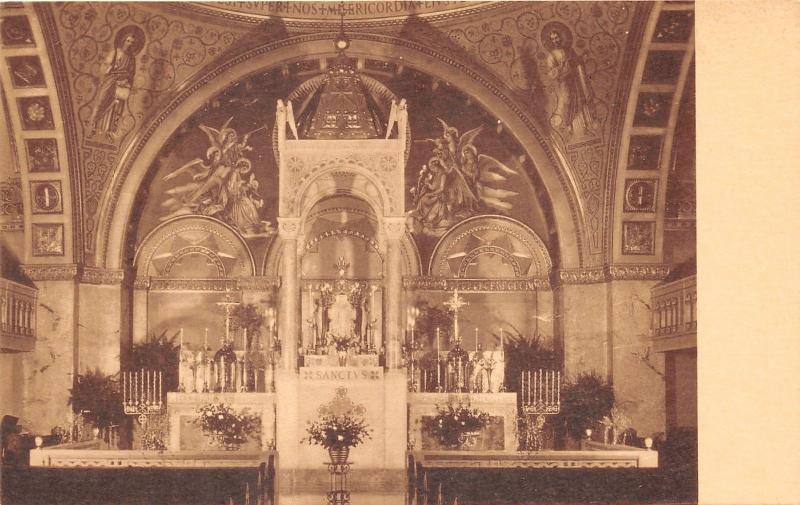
0, 2, 797, 504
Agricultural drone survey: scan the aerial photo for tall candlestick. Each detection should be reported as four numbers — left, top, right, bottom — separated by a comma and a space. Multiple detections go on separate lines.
204, 328, 208, 350
243, 328, 248, 350
411, 325, 415, 345
158, 371, 162, 404
436, 327, 441, 356
475, 328, 478, 352
180, 328, 184, 349
500, 327, 504, 350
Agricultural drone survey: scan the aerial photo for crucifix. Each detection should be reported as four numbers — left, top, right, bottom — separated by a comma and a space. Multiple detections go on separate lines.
443, 290, 468, 345
216, 290, 239, 345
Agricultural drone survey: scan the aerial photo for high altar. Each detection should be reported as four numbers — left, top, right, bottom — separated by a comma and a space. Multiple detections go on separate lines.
159, 44, 518, 487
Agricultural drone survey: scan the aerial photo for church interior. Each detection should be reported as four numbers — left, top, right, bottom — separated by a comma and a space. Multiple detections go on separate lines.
0, 2, 697, 503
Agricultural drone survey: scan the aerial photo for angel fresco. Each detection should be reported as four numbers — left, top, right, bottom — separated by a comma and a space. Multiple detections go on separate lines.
160, 118, 272, 237
409, 119, 518, 235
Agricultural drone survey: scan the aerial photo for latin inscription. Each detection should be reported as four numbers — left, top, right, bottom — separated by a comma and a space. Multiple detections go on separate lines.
301, 368, 382, 381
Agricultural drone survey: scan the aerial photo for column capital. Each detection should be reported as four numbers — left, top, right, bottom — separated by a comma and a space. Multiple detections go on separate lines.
277, 217, 301, 239
383, 216, 408, 241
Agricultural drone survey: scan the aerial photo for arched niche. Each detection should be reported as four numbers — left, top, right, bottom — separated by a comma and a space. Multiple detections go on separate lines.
134, 215, 255, 279
414, 215, 555, 346
131, 215, 257, 348
300, 196, 383, 280
428, 215, 552, 280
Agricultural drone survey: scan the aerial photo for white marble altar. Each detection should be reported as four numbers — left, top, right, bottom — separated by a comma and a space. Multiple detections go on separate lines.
407, 392, 518, 452
167, 392, 275, 451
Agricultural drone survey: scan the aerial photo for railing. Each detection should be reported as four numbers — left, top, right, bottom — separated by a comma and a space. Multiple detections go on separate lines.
0, 278, 37, 352
651, 274, 696, 351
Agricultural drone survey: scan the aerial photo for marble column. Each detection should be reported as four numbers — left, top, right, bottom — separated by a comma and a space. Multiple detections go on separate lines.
277, 217, 301, 370
383, 217, 406, 369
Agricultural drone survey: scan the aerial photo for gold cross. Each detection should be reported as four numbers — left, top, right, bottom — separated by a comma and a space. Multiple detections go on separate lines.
444, 290, 468, 314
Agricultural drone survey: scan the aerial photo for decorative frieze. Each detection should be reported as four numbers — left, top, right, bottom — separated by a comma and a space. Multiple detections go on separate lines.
237, 277, 281, 291
607, 264, 670, 281
20, 263, 79, 281
148, 278, 240, 292
403, 277, 550, 292
558, 267, 606, 285
79, 267, 125, 285
559, 264, 671, 284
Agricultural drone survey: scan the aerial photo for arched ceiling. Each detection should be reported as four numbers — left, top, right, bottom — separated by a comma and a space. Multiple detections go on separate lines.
0, 1, 695, 283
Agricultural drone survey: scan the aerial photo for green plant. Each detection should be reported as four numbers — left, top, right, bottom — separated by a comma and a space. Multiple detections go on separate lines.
230, 303, 265, 349
193, 402, 261, 447
303, 413, 372, 450
130, 330, 180, 392
68, 369, 124, 429
600, 405, 632, 445
559, 371, 614, 440
423, 399, 491, 449
502, 329, 558, 395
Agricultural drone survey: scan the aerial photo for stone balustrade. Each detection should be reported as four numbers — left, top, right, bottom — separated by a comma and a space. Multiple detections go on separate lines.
0, 278, 37, 352
651, 274, 696, 352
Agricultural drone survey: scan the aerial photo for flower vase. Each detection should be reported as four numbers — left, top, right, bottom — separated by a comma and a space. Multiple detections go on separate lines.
337, 350, 348, 367
328, 446, 350, 464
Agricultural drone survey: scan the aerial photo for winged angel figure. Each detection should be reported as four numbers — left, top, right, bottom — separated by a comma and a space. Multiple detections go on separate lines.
409, 118, 518, 234
160, 117, 273, 236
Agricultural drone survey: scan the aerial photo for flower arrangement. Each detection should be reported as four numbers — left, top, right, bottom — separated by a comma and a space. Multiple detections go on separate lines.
193, 402, 261, 449
303, 413, 372, 450
425, 399, 491, 449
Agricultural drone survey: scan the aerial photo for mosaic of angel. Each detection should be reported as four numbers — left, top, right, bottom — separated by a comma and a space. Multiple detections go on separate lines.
409, 119, 518, 235
160, 118, 273, 236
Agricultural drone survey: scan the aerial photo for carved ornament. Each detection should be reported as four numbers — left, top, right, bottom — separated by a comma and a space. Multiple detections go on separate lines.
403, 276, 550, 292
21, 264, 80, 281
80, 267, 125, 285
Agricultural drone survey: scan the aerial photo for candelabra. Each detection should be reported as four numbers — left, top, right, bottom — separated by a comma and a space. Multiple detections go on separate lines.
520, 369, 561, 451
123, 369, 163, 425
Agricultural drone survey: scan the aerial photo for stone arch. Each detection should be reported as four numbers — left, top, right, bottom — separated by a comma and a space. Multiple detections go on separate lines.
429, 215, 552, 280
609, 3, 695, 263
99, 34, 583, 273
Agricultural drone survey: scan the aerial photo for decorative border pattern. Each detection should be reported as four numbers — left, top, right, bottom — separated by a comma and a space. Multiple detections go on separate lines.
403, 276, 550, 292
559, 264, 670, 284
20, 263, 79, 281
139, 277, 279, 291
79, 267, 125, 285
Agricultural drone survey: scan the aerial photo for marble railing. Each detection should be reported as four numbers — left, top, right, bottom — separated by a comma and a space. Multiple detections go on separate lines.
651, 274, 696, 352
0, 278, 37, 352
